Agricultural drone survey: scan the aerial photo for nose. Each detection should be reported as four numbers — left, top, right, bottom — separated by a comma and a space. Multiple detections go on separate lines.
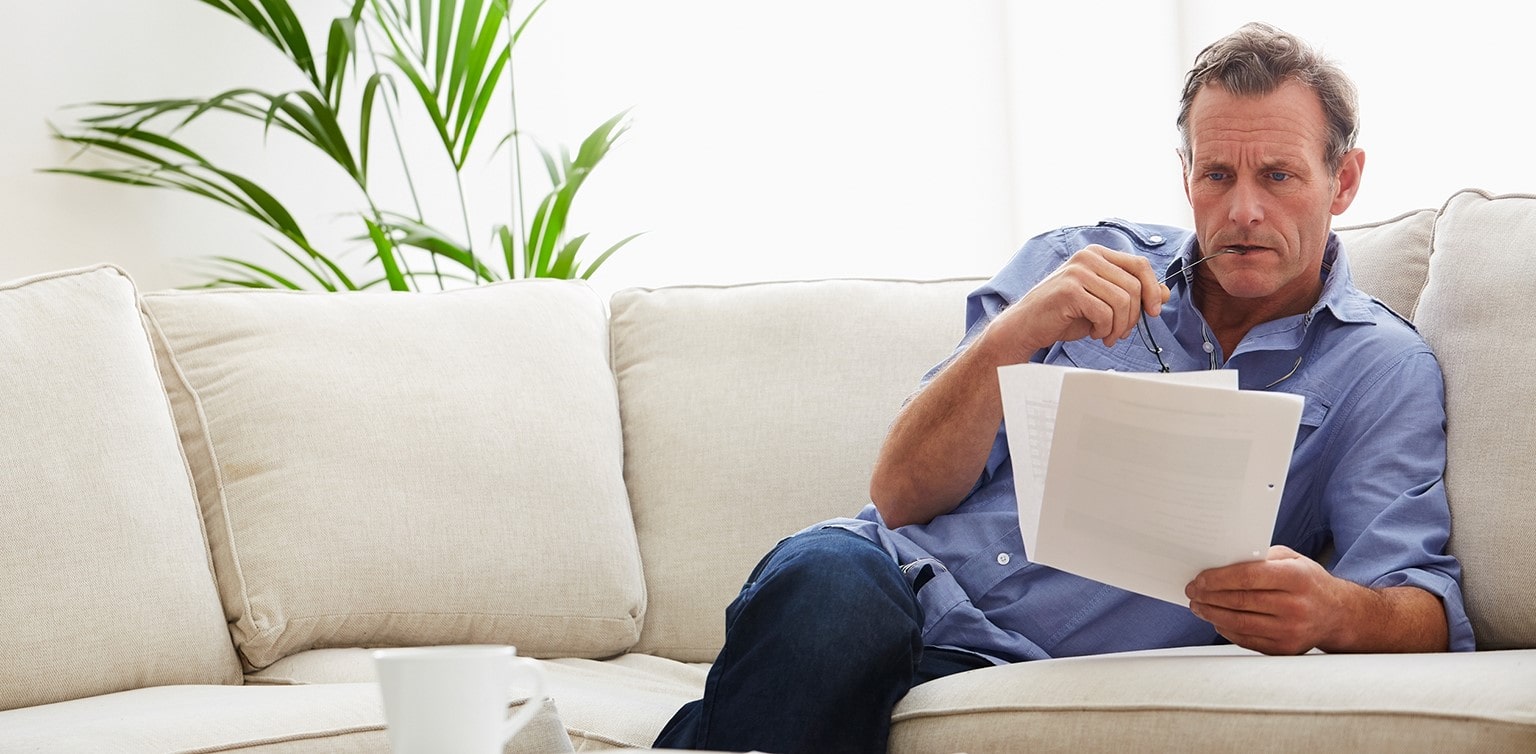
1228, 177, 1265, 227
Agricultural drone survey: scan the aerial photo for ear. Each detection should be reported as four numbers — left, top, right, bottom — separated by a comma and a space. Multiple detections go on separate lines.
1178, 149, 1193, 205
1329, 148, 1365, 215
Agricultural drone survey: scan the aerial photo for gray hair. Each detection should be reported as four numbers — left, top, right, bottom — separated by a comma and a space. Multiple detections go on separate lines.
1176, 22, 1359, 174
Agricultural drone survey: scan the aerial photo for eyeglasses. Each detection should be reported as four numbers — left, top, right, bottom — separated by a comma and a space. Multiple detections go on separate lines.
1135, 249, 1305, 388
1138, 250, 1237, 373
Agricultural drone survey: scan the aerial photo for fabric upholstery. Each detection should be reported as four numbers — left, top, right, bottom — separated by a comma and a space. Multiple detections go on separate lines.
249, 648, 707, 751
141, 280, 645, 669
1412, 189, 1536, 649
610, 278, 980, 661
0, 265, 239, 711
890, 645, 1536, 753
7, 187, 1534, 751
1335, 207, 1437, 319
0, 682, 569, 753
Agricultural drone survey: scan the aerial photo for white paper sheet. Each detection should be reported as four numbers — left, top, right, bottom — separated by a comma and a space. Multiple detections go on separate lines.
997, 364, 1238, 560
997, 363, 1301, 605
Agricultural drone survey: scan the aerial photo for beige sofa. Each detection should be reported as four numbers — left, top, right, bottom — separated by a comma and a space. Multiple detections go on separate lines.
2, 188, 1534, 753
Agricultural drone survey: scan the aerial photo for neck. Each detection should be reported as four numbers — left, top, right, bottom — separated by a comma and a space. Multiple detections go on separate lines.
1193, 270, 1322, 358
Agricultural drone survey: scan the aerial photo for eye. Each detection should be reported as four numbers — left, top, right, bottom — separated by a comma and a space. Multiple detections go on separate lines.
1204, 171, 1228, 182
1266, 171, 1291, 182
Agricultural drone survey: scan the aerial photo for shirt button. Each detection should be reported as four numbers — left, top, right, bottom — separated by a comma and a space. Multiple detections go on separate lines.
1202, 341, 1215, 353
1149, 235, 1164, 244
996, 553, 1011, 565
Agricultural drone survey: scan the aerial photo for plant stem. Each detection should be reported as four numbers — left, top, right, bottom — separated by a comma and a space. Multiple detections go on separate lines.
453, 170, 477, 281
506, 0, 528, 278
362, 6, 436, 291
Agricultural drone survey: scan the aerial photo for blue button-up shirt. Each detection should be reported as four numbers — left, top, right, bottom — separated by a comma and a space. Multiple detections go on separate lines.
821, 219, 1474, 663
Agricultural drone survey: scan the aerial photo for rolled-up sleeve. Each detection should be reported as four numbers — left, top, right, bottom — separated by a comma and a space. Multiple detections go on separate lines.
1322, 349, 1474, 651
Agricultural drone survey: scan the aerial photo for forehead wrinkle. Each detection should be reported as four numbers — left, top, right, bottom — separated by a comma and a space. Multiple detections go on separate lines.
1191, 135, 1314, 170
1187, 81, 1331, 167
1191, 116, 1326, 170
1196, 117, 1319, 144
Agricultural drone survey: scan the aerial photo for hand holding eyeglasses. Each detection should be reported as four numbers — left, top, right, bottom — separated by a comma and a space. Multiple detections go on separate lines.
981, 244, 1170, 363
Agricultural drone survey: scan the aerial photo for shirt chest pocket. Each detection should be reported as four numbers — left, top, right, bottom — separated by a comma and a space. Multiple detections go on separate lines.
1052, 335, 1165, 373
1292, 390, 1331, 447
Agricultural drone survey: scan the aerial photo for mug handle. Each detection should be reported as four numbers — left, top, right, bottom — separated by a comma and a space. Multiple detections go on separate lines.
500, 656, 549, 745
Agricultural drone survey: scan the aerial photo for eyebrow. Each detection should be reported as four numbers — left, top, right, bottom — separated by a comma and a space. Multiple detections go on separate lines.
1194, 157, 1308, 174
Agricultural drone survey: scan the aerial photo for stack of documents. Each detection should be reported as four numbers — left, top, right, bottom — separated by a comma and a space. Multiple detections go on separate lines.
997, 364, 1303, 605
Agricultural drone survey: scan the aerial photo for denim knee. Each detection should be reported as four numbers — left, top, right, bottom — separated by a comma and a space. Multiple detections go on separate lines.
727, 527, 921, 662
657, 528, 926, 753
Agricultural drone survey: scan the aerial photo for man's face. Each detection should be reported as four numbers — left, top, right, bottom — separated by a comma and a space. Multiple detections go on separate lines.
1182, 80, 1363, 306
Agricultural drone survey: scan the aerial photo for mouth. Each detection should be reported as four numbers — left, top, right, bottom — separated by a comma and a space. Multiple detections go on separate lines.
1221, 244, 1268, 255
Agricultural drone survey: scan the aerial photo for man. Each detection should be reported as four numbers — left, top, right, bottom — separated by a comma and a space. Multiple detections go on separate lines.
654, 22, 1472, 754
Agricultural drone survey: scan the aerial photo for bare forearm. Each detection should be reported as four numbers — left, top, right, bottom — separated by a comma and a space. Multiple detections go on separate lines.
870, 245, 1169, 529
869, 338, 1021, 528
1319, 584, 1449, 653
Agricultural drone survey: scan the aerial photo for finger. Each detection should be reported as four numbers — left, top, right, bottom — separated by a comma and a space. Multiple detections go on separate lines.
1190, 598, 1313, 655
1014, 265, 1129, 347
1072, 269, 1138, 344
1193, 604, 1282, 642
1216, 629, 1271, 653
1190, 591, 1285, 622
1193, 556, 1308, 594
1216, 629, 1309, 656
1125, 256, 1167, 317
1074, 294, 1118, 344
1267, 544, 1303, 560
1047, 256, 1134, 344
1072, 250, 1145, 342
1088, 246, 1165, 317
1190, 561, 1266, 594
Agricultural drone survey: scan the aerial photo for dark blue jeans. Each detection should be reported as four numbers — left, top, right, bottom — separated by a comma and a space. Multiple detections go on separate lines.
652, 527, 991, 753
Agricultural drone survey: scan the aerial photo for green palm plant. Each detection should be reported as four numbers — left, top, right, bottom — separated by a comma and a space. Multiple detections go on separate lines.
48, 0, 639, 290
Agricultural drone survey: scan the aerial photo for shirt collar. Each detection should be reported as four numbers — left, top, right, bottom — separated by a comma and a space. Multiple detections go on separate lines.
1313, 233, 1377, 325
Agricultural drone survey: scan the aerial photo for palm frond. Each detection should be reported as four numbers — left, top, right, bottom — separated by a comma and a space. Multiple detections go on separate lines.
376, 213, 500, 283
196, 0, 322, 91
577, 232, 644, 280
50, 0, 642, 289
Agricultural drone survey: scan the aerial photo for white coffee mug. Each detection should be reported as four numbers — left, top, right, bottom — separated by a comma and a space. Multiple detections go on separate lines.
373, 645, 548, 754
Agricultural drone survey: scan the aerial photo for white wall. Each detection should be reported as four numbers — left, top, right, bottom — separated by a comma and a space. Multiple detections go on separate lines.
515, 0, 1018, 294
1000, 1, 1191, 235
3, 2, 274, 291
2, 1, 1532, 294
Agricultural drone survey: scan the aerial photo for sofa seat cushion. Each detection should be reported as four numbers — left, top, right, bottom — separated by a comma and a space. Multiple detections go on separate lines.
141, 280, 645, 669
610, 278, 980, 662
0, 683, 385, 753
0, 266, 239, 711
890, 645, 1536, 753
0, 682, 568, 753
251, 649, 708, 750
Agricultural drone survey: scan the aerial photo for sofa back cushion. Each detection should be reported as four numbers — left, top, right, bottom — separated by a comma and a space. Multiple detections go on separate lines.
0, 266, 240, 711
1410, 190, 1536, 649
611, 279, 978, 661
141, 280, 644, 669
1335, 208, 1437, 320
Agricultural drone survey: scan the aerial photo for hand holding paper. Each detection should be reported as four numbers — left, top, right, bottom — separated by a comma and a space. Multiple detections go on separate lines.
998, 363, 1304, 605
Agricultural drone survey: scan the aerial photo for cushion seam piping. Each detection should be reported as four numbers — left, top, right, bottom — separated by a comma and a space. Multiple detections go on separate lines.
892, 704, 1536, 726
140, 303, 256, 641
